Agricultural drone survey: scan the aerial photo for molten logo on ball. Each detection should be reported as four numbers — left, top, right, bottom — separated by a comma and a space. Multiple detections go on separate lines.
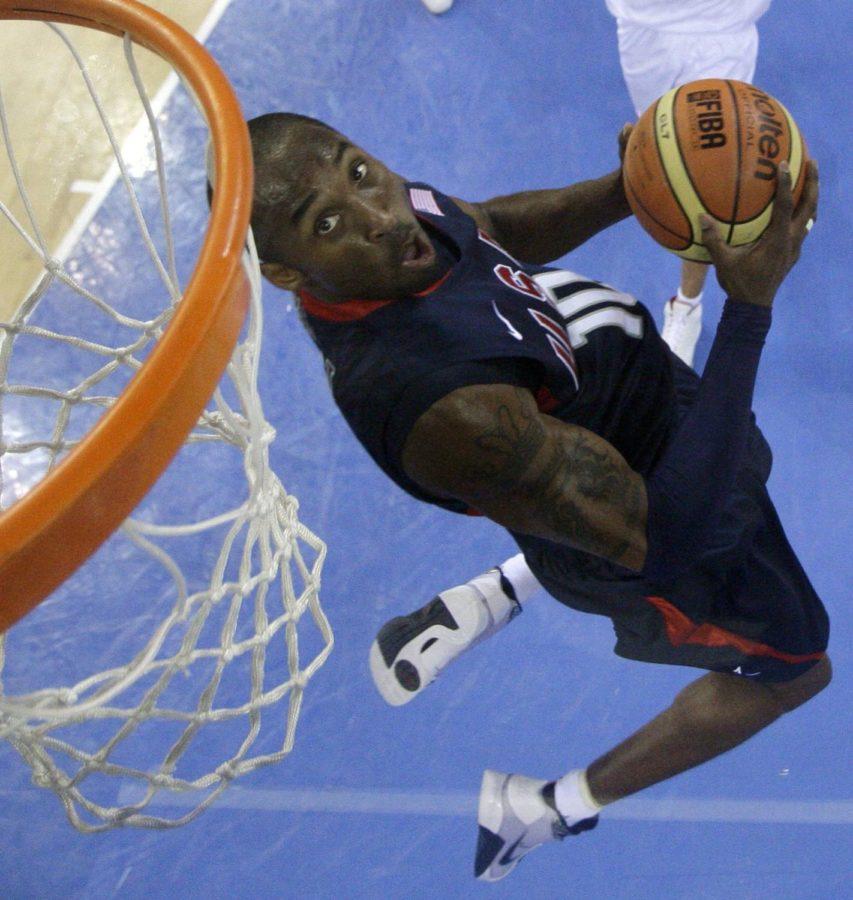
746, 87, 786, 182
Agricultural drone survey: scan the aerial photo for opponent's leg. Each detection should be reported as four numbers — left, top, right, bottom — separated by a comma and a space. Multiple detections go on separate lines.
370, 554, 541, 705
475, 657, 831, 881
662, 260, 708, 366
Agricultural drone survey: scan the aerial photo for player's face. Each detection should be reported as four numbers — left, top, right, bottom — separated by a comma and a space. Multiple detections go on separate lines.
269, 133, 443, 301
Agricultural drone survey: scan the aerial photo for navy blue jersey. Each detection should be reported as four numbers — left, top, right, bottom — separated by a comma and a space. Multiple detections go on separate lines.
300, 182, 679, 517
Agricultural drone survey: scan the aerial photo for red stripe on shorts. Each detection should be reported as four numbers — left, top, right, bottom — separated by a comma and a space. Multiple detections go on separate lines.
645, 595, 825, 664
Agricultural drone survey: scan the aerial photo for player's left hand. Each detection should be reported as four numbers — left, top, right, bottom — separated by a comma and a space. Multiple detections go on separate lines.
701, 159, 819, 308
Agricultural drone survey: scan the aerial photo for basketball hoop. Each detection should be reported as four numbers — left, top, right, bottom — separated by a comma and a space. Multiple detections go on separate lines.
0, 0, 332, 831
0, 0, 252, 632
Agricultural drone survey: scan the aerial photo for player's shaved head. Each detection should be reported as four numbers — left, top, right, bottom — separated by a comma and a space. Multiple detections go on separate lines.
247, 112, 341, 264
244, 112, 440, 303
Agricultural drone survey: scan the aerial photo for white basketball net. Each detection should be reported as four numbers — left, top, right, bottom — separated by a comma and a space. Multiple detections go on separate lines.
0, 23, 332, 831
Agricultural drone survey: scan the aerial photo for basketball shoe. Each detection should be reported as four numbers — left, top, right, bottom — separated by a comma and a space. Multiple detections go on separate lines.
369, 568, 521, 706
475, 770, 599, 881
421, 0, 454, 12
661, 296, 702, 367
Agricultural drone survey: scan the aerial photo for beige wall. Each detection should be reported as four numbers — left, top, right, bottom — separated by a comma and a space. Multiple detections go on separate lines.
0, 1, 219, 320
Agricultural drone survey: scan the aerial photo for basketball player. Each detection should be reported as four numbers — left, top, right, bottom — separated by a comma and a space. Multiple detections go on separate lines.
606, 0, 772, 365
245, 113, 827, 881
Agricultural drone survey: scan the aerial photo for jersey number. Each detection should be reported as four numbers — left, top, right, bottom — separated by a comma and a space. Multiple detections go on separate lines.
533, 271, 644, 348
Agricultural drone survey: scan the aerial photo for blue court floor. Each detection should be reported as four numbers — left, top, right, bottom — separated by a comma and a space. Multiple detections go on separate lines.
2, 1, 851, 897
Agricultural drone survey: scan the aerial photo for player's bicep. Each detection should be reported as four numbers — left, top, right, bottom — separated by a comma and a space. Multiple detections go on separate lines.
401, 383, 648, 569
401, 383, 545, 502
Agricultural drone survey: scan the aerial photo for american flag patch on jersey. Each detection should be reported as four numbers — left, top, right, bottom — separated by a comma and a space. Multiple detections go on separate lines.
409, 188, 443, 216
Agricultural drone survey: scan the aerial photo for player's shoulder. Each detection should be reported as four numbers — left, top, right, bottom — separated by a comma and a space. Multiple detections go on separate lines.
448, 195, 493, 233
406, 180, 493, 233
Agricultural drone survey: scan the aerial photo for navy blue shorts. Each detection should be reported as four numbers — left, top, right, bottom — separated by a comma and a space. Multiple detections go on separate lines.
608, 470, 830, 684
527, 458, 829, 684
521, 364, 830, 684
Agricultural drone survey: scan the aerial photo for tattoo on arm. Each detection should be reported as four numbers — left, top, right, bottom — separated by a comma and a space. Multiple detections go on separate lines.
462, 395, 546, 483
456, 388, 645, 563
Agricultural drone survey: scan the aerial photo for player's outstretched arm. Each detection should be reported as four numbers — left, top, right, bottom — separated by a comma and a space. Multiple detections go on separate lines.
640, 158, 820, 580
401, 383, 649, 570
456, 126, 634, 264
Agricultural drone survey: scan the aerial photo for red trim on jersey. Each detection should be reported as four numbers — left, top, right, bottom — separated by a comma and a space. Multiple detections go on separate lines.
528, 308, 579, 380
299, 290, 394, 322
645, 595, 825, 664
529, 308, 569, 345
298, 267, 452, 323
549, 337, 578, 374
414, 267, 452, 296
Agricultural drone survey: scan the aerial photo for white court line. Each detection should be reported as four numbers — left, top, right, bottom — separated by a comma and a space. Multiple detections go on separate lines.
27, 0, 235, 282
115, 785, 853, 825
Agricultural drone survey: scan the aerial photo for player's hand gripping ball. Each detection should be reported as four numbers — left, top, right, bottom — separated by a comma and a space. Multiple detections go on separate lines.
622, 79, 808, 262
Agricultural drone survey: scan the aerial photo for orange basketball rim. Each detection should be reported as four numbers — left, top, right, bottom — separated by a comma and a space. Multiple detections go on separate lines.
0, 0, 253, 632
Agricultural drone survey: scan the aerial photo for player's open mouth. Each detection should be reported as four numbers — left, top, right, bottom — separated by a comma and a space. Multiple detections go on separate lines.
401, 229, 436, 269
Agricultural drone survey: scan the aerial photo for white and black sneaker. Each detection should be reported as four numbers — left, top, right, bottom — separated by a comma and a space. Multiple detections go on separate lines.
369, 568, 521, 706
475, 770, 598, 882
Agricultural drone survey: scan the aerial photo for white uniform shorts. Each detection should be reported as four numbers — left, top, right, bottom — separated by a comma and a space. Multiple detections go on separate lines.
616, 22, 760, 116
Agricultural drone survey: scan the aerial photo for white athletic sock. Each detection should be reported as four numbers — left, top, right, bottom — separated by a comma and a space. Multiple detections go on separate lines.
497, 553, 542, 604
554, 769, 603, 824
467, 569, 519, 632
675, 287, 703, 308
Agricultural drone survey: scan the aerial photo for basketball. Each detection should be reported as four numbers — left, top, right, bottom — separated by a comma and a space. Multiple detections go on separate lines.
622, 79, 808, 262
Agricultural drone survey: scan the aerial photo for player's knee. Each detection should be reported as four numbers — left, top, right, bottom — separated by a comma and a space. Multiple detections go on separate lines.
769, 655, 832, 713
671, 674, 743, 731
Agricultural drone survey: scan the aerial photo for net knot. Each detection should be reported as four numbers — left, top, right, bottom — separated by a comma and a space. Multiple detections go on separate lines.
32, 763, 69, 791
31, 767, 54, 789
259, 423, 276, 446
151, 772, 174, 789
216, 761, 237, 781
45, 257, 63, 277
